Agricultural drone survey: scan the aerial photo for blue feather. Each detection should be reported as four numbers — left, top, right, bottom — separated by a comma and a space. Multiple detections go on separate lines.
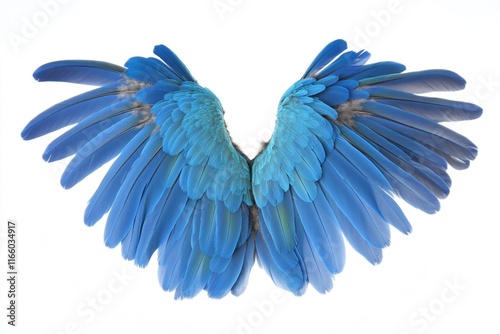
356, 116, 448, 171
347, 61, 406, 80
124, 57, 177, 84
121, 151, 181, 260
153, 44, 195, 82
317, 50, 371, 79
355, 118, 451, 198
308, 99, 338, 119
21, 83, 123, 140
198, 197, 217, 256
103, 133, 163, 248
135, 80, 180, 104
255, 231, 306, 294
33, 60, 125, 85
230, 239, 255, 296
206, 241, 250, 298
158, 222, 193, 294
327, 139, 412, 234
209, 255, 232, 274
317, 85, 350, 106
360, 69, 466, 93
321, 154, 391, 248
180, 237, 211, 298
302, 39, 347, 78
296, 222, 333, 293
42, 99, 136, 161
214, 202, 242, 257
259, 190, 296, 253
340, 125, 440, 213
135, 184, 193, 267
293, 188, 345, 274
366, 87, 482, 121
322, 189, 383, 264
84, 123, 155, 226
334, 135, 392, 190
24, 38, 481, 298
60, 113, 144, 189
369, 112, 477, 164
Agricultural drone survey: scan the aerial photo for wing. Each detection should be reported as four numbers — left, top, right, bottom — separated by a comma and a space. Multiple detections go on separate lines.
252, 39, 482, 294
22, 46, 255, 299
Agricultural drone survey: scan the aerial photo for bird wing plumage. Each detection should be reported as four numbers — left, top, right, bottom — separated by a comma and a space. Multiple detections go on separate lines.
252, 39, 481, 294
22, 39, 481, 298
22, 45, 254, 299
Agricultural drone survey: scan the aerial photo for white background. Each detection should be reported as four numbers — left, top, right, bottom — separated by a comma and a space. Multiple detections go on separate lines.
1, 0, 499, 333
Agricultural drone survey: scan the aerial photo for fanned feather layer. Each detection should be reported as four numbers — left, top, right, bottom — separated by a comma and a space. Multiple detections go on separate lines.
23, 45, 254, 299
24, 39, 480, 298
252, 39, 480, 294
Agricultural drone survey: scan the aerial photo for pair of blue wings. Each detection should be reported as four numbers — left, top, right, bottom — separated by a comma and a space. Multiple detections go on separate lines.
22, 39, 481, 299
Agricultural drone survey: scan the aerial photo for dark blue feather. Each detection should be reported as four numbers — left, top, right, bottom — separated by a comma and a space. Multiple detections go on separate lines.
42, 99, 136, 161
322, 188, 383, 264
316, 50, 371, 79
134, 185, 193, 267
347, 61, 406, 80
33, 60, 125, 85
360, 69, 466, 93
230, 239, 255, 296
362, 101, 477, 160
366, 87, 482, 121
158, 222, 193, 294
121, 152, 180, 260
355, 118, 451, 198
339, 125, 440, 213
153, 44, 195, 82
302, 39, 347, 78
316, 85, 350, 106
60, 114, 143, 189
255, 231, 306, 294
180, 235, 211, 298
135, 80, 180, 104
295, 221, 333, 293
103, 134, 163, 248
21, 83, 123, 140
125, 57, 176, 83
321, 155, 391, 248
84, 123, 155, 226
293, 188, 345, 274
206, 240, 252, 298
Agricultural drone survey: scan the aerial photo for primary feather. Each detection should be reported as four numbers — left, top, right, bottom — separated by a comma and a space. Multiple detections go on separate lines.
23, 39, 481, 298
